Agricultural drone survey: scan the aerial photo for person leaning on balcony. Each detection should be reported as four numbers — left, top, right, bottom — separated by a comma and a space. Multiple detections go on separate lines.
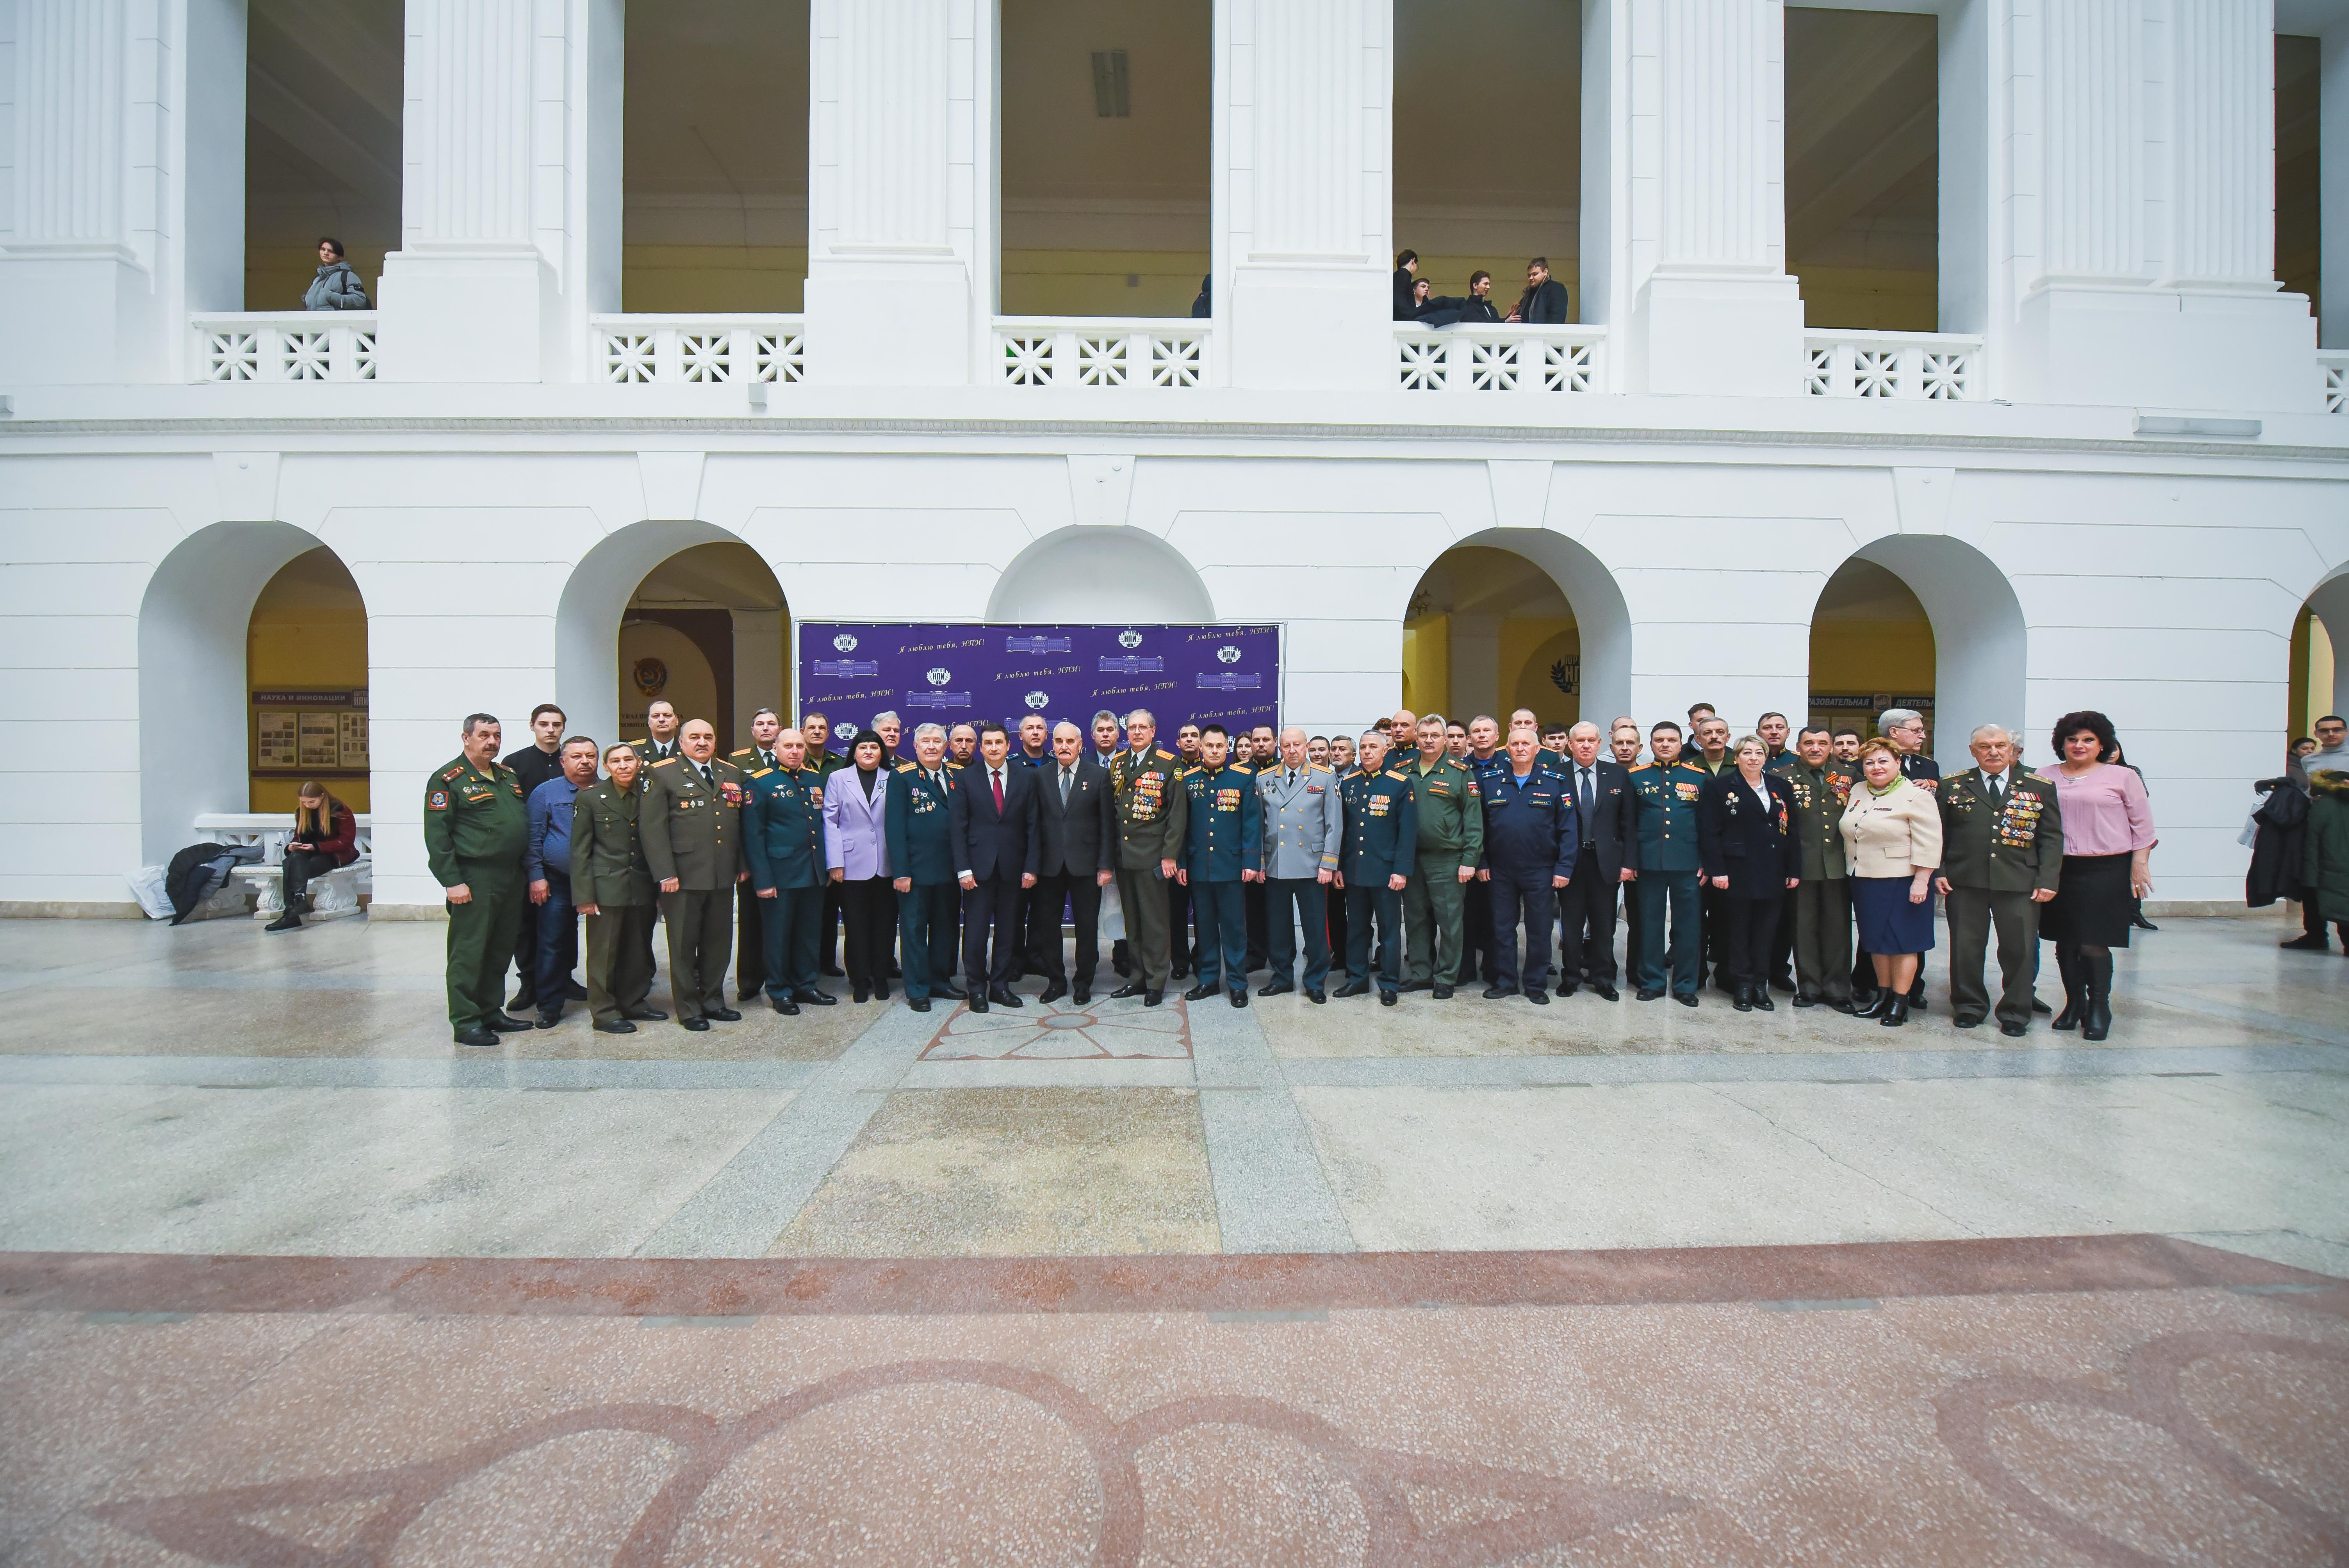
264, 781, 359, 932
1459, 271, 1505, 324
1393, 249, 1420, 321
1508, 257, 1570, 324
303, 237, 370, 311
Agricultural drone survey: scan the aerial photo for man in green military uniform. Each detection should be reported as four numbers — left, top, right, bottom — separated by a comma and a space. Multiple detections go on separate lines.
570, 742, 663, 1033
1626, 720, 1709, 1006
743, 726, 836, 1016
425, 713, 531, 1046
1107, 707, 1188, 1006
1935, 723, 2064, 1035
1399, 712, 1483, 999
642, 718, 749, 1031
1780, 725, 1857, 1012
1336, 730, 1417, 1006
631, 700, 684, 764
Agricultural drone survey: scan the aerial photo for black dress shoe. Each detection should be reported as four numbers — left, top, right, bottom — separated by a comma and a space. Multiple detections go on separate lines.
624, 1008, 669, 1021
852, 985, 871, 1003
873, 982, 891, 1001
1143, 989, 1163, 1007
1793, 993, 1819, 1009
264, 911, 302, 932
1259, 980, 1295, 997
1828, 998, 1857, 1014
1306, 988, 1326, 1004
771, 995, 800, 1016
1399, 979, 1432, 993
1072, 987, 1090, 1005
1953, 1014, 1983, 1029
1637, 987, 1665, 1001
1525, 989, 1549, 1005
593, 1019, 637, 1034
1333, 980, 1369, 998
704, 1007, 742, 1023
909, 997, 931, 1013
453, 1027, 498, 1048
989, 986, 1023, 1008
485, 1013, 532, 1033
681, 1017, 711, 1032
1555, 983, 1577, 998
2281, 933, 2330, 951
1432, 984, 1454, 1000
1379, 990, 1397, 1006
1674, 993, 1698, 1008
1230, 991, 1249, 1008
1754, 993, 1775, 1012
1590, 982, 1619, 1001
1999, 1020, 2027, 1037
2032, 996, 2054, 1014
1183, 983, 1216, 1001
796, 989, 837, 1006
937, 983, 968, 1000
1481, 985, 1511, 1000
563, 981, 591, 1000
508, 991, 537, 1013
535, 1011, 562, 1029
968, 993, 989, 1013
1111, 983, 1147, 999
821, 963, 845, 976
1039, 980, 1068, 1004
1853, 991, 1891, 1019
1733, 986, 1754, 1012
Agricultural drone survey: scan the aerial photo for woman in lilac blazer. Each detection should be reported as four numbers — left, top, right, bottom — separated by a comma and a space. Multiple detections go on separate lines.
825, 732, 896, 1001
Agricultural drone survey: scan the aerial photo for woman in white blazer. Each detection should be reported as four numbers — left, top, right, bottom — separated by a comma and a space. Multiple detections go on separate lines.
825, 732, 895, 1002
1838, 737, 1943, 1027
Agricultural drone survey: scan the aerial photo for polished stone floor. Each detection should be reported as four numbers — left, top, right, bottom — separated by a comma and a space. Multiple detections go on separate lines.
2, 910, 2344, 1563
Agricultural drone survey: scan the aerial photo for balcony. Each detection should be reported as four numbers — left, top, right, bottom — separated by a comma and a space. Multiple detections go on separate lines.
587, 315, 806, 385
190, 313, 379, 382
1803, 330, 1984, 401
1393, 324, 1607, 396
990, 319, 1209, 390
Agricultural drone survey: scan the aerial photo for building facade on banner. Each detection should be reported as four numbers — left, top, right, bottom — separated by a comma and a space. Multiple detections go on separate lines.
1, 0, 2347, 916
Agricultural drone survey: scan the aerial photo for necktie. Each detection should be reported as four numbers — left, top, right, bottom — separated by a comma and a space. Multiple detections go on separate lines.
697, 763, 712, 788
1287, 768, 1296, 789
1578, 767, 1593, 835
993, 770, 1004, 813
1989, 772, 2003, 804
1061, 768, 1073, 806
761, 750, 773, 770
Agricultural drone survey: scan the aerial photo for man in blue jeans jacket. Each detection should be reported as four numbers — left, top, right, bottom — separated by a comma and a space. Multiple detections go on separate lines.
524, 735, 601, 1026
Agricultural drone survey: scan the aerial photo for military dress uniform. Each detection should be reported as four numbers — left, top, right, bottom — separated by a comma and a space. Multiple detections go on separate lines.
1782, 756, 1857, 1007
1109, 745, 1190, 993
1938, 766, 2064, 1030
1461, 750, 1509, 982
741, 761, 829, 1010
1338, 765, 1417, 1001
1627, 759, 1710, 1000
1178, 759, 1264, 1000
569, 775, 657, 1026
1477, 760, 1576, 997
1258, 761, 1344, 996
1402, 753, 1485, 992
423, 753, 529, 1041
885, 761, 962, 1005
625, 734, 687, 979
642, 754, 748, 1024
728, 743, 780, 997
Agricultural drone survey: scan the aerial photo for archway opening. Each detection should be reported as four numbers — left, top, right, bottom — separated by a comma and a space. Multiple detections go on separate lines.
1808, 536, 2025, 769
244, 0, 403, 309
2296, 574, 2349, 748
247, 548, 371, 813
987, 527, 1215, 624
1784, 7, 1939, 331
1401, 531, 1630, 734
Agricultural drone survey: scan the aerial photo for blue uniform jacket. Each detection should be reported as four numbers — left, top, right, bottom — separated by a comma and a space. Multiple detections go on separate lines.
1476, 761, 1578, 880
884, 765, 959, 886
1627, 761, 1710, 873
1180, 762, 1262, 880
1340, 767, 1418, 885
741, 766, 827, 892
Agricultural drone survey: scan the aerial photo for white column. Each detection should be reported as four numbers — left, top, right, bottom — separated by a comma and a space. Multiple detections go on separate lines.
1588, 0, 1804, 396
2318, 17, 2349, 350
377, 0, 620, 384
0, 0, 244, 384
1217, 0, 1391, 390
802, 0, 988, 387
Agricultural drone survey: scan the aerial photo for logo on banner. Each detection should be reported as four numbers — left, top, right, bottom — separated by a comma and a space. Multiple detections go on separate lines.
1005, 635, 1072, 655
836, 721, 860, 740
1197, 671, 1263, 691
1024, 690, 1050, 711
1216, 645, 1242, 665
1118, 629, 1143, 649
1099, 656, 1164, 675
814, 659, 878, 678
832, 633, 858, 652
926, 667, 952, 686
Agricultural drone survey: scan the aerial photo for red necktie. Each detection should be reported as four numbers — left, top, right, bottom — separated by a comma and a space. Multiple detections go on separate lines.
993, 770, 1004, 814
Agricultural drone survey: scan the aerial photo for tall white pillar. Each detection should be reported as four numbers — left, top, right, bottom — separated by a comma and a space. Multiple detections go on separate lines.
1216, 0, 1392, 390
2318, 18, 2349, 351
0, 0, 245, 384
2007, 0, 2313, 410
1586, 0, 1803, 396
802, 0, 991, 387
376, 0, 621, 384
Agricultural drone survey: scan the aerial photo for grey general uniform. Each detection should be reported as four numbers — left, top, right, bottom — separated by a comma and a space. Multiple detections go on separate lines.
1401, 752, 1484, 991
1109, 745, 1189, 992
1258, 761, 1344, 994
569, 776, 657, 1024
641, 753, 748, 1023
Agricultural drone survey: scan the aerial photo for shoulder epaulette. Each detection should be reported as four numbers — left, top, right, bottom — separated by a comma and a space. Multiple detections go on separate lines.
1309, 763, 1333, 775
441, 763, 465, 780
893, 760, 916, 773
652, 756, 677, 768
1629, 762, 1653, 771
1231, 762, 1253, 775
729, 747, 754, 758
1385, 768, 1409, 781
750, 766, 772, 779
1155, 748, 1174, 760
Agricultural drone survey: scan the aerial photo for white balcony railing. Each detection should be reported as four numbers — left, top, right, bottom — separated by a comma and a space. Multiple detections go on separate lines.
190, 312, 379, 382
1804, 330, 1984, 400
587, 314, 805, 385
991, 319, 1208, 389
1392, 324, 1607, 395
2321, 352, 2348, 414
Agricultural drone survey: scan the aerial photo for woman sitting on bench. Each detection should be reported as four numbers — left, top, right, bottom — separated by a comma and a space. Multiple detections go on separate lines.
267, 782, 358, 932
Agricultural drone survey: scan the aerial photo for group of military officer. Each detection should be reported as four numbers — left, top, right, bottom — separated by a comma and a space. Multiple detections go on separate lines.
425, 694, 2032, 1044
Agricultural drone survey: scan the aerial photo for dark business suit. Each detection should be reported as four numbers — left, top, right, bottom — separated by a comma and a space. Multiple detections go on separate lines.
1552, 756, 1632, 990
1697, 772, 1801, 995
950, 759, 1042, 990
885, 763, 962, 1002
1030, 755, 1115, 991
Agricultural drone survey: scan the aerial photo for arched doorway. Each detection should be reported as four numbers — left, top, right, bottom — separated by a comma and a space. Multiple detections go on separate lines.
1400, 530, 1631, 731
987, 527, 1214, 623
2295, 574, 2349, 745
139, 523, 367, 860
556, 524, 788, 755
1809, 537, 2025, 768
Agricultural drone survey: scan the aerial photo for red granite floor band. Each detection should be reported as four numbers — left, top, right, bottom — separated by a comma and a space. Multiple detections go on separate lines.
0, 1234, 2332, 1320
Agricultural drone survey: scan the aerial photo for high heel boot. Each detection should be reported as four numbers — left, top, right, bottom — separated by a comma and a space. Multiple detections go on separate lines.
2081, 952, 2114, 1041
2051, 946, 2084, 1031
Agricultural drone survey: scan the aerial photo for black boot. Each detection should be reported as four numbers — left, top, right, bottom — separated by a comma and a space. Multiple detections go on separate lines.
1879, 994, 1911, 1027
2051, 946, 2084, 1031
1852, 987, 1891, 1019
264, 909, 302, 932
2081, 952, 2114, 1041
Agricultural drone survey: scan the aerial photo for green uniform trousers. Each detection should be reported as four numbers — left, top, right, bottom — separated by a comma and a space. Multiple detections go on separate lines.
1792, 878, 1854, 1005
1116, 865, 1173, 989
1944, 885, 2040, 1027
1403, 852, 1470, 985
659, 887, 734, 1022
445, 861, 523, 1030
585, 904, 656, 1023
1634, 870, 1702, 998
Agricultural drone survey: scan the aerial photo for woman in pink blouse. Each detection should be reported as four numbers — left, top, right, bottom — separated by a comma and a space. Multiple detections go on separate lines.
2038, 710, 2156, 1041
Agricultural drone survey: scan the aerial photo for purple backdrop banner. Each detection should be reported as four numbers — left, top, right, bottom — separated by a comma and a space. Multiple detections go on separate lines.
798, 624, 1281, 755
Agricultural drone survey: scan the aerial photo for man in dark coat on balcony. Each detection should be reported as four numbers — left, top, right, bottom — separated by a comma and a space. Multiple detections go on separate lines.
1509, 257, 1570, 324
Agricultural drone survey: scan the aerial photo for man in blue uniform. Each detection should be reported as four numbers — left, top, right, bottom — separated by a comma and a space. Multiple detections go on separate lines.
741, 727, 835, 1016
886, 722, 964, 1013
1178, 725, 1263, 1006
1335, 731, 1416, 1005
1476, 727, 1577, 1002
1626, 720, 1710, 1005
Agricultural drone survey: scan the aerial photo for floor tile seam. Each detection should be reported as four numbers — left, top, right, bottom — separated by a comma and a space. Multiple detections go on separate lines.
1192, 1073, 1359, 1256
1693, 1080, 1987, 1239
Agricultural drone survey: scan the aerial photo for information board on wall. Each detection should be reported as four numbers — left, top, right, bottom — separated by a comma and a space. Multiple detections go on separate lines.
797, 624, 1280, 756
252, 689, 369, 774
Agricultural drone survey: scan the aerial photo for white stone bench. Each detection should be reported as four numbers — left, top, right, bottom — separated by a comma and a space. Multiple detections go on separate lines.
194, 813, 374, 921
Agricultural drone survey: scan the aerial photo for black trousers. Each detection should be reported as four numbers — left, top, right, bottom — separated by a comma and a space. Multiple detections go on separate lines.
819, 879, 844, 972
1265, 877, 1333, 991
508, 894, 542, 1004
1700, 882, 1727, 984
1326, 881, 1350, 978
1555, 845, 1618, 986
281, 849, 340, 909
1242, 879, 1269, 971
1167, 877, 1196, 976
962, 874, 1023, 989
1463, 871, 1497, 982
839, 875, 896, 989
1029, 871, 1105, 988
1720, 896, 1780, 990
735, 878, 767, 998
1345, 882, 1402, 991
896, 880, 960, 1000
1769, 885, 1798, 985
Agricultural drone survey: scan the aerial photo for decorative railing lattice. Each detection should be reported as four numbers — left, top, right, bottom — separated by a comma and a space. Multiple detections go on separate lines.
991, 320, 1208, 389
587, 316, 806, 384
1390, 325, 1607, 395
1803, 331, 1985, 400
190, 314, 379, 382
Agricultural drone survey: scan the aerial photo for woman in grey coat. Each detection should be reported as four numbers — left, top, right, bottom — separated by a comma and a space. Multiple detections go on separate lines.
303, 238, 370, 310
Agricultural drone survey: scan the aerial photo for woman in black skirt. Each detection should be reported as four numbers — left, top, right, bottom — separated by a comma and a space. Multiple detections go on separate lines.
2039, 711, 2157, 1041
1698, 736, 1802, 1011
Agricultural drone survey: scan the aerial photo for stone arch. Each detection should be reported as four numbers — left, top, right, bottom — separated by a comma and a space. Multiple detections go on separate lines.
986, 526, 1216, 624
1401, 527, 1634, 731
137, 521, 353, 862
2303, 569, 2349, 727
1811, 534, 2027, 769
